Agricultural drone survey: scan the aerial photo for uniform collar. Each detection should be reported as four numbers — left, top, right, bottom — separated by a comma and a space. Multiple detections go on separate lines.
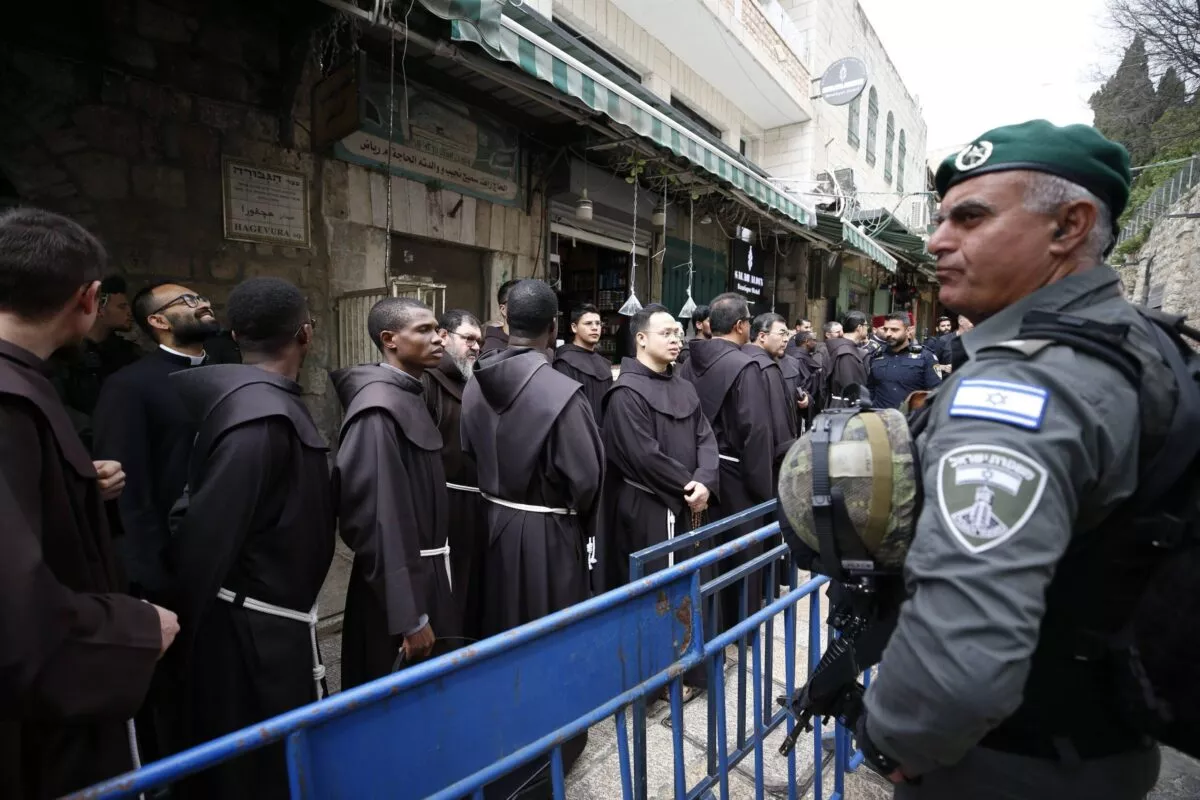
961, 265, 1124, 360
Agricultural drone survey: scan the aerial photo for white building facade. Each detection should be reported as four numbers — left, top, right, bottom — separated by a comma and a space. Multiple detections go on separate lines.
529, 0, 933, 326
769, 0, 930, 233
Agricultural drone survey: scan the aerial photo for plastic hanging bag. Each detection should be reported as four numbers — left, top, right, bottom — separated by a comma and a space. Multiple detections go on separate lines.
678, 289, 697, 320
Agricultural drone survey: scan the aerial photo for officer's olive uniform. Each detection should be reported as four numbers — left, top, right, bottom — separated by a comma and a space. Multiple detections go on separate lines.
864, 265, 1169, 798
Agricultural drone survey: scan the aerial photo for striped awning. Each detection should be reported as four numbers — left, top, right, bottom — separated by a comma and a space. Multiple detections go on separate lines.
421, 0, 816, 229
842, 221, 898, 272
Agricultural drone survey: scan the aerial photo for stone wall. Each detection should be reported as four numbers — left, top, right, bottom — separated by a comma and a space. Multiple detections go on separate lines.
323, 160, 547, 323
0, 0, 340, 431
0, 0, 551, 436
1122, 185, 1200, 329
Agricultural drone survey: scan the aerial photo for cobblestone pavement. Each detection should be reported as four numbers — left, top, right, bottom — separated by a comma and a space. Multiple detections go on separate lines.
313, 554, 1200, 799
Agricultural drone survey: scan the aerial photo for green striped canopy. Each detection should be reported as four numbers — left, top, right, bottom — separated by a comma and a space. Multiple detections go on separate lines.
421, 0, 816, 230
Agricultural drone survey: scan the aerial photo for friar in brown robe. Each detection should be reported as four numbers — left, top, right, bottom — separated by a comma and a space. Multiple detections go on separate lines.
168, 278, 334, 800
422, 308, 487, 642
0, 208, 166, 799
335, 297, 460, 687
745, 312, 799, 472
461, 280, 602, 799
552, 303, 614, 426
677, 293, 775, 631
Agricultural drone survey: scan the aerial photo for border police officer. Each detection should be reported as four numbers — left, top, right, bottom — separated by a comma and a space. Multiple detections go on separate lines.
857, 120, 1171, 799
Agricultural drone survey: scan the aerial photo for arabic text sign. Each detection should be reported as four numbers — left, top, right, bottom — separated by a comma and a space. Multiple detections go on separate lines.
339, 130, 520, 204
333, 70, 523, 207
222, 159, 311, 247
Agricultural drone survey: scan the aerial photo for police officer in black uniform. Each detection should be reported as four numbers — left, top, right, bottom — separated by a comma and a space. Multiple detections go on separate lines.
867, 312, 940, 409
922, 315, 955, 364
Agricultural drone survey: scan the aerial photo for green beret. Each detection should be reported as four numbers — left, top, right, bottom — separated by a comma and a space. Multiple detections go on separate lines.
935, 120, 1132, 236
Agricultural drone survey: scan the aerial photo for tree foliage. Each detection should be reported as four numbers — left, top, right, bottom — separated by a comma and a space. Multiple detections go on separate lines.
1090, 36, 1160, 164
1156, 67, 1189, 117
1108, 0, 1200, 90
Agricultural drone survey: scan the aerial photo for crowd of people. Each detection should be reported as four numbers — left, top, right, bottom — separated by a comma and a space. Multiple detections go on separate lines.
0, 200, 965, 799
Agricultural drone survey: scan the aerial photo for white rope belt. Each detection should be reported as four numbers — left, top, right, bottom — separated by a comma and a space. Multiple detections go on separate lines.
419, 542, 453, 591
216, 588, 325, 700
446, 482, 480, 493
623, 479, 678, 567
719, 454, 740, 463
481, 491, 577, 516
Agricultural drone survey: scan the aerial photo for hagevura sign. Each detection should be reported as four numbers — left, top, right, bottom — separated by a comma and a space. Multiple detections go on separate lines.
318, 57, 524, 207
819, 57, 868, 107
221, 158, 310, 247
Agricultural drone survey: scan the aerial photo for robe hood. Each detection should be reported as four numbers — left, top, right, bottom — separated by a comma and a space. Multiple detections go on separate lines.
171, 363, 326, 453
472, 347, 549, 413
683, 337, 748, 378
173, 363, 302, 424
606, 357, 699, 420
555, 344, 613, 381
481, 325, 509, 352
330, 364, 441, 451
741, 343, 779, 370
780, 353, 800, 381
825, 335, 861, 361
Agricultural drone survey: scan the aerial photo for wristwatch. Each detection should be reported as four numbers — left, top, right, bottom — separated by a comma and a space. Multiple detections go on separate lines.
856, 714, 901, 778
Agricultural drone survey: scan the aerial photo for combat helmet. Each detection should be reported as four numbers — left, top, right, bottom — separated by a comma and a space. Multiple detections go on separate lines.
777, 400, 918, 576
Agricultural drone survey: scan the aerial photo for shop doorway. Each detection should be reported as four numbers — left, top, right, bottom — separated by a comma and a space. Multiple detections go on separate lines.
553, 228, 648, 364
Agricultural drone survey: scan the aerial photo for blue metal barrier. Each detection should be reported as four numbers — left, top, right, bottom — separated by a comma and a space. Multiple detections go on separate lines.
74, 502, 857, 800
628, 499, 863, 800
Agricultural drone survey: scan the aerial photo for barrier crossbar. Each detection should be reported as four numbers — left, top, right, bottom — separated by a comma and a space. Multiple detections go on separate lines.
74, 500, 862, 799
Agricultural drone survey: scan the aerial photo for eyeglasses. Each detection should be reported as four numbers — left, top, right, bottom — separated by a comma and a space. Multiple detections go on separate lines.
652, 328, 685, 341
150, 293, 208, 316
448, 330, 482, 347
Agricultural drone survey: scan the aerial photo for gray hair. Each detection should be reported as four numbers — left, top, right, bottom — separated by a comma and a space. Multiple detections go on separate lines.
1022, 173, 1114, 260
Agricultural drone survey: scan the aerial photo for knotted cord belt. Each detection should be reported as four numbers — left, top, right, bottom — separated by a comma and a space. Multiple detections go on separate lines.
624, 478, 678, 567
216, 588, 325, 699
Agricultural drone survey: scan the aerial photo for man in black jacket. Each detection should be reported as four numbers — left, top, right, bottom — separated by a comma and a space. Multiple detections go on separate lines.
94, 282, 221, 599
92, 281, 221, 766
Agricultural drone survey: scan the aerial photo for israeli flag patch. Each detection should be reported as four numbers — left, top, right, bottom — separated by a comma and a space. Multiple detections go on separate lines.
948, 379, 1048, 430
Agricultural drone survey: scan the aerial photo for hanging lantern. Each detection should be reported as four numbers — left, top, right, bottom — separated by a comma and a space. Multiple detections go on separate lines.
575, 188, 593, 221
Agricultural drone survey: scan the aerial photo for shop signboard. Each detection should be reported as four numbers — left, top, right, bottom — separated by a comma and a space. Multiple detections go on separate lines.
315, 55, 525, 208
729, 239, 768, 317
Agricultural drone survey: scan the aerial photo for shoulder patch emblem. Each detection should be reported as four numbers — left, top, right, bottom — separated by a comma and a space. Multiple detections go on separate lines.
949, 378, 1048, 430
937, 445, 1049, 554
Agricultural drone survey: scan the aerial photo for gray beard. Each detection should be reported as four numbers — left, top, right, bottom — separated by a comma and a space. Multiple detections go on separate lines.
453, 354, 475, 381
